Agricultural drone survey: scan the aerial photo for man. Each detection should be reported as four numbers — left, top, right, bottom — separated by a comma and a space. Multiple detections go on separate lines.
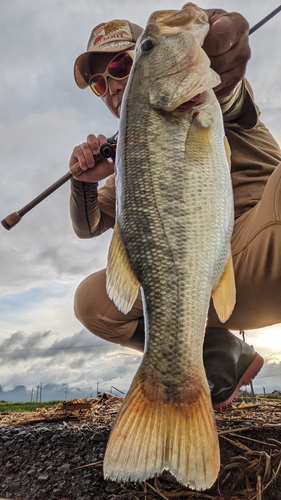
69, 6, 281, 409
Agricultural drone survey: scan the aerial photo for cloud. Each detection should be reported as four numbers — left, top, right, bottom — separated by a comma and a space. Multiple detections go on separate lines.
0, 326, 142, 393
0, 328, 104, 363
254, 361, 281, 394
1, 0, 281, 395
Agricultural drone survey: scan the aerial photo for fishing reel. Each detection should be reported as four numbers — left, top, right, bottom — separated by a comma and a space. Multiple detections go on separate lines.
99, 133, 118, 161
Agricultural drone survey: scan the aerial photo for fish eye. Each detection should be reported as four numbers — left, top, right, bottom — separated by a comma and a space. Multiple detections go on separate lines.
141, 38, 156, 53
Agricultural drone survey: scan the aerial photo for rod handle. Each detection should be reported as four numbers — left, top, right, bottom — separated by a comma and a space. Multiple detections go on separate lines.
70, 141, 116, 177
1, 212, 22, 230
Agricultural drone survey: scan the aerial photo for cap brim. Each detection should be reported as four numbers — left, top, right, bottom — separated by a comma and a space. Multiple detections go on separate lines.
74, 40, 136, 89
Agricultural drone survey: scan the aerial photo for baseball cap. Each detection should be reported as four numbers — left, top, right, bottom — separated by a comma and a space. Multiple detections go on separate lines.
74, 19, 143, 89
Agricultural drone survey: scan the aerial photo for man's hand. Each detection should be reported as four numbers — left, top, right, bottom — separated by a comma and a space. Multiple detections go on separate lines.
182, 4, 251, 99
69, 134, 115, 182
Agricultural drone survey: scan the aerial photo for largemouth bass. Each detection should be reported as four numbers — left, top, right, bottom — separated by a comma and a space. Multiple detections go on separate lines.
104, 5, 236, 491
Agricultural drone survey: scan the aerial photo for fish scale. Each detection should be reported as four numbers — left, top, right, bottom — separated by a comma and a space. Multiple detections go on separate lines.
105, 5, 236, 491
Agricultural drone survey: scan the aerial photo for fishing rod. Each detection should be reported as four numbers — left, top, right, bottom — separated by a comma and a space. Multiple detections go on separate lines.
1, 5, 281, 231
1, 133, 118, 230
249, 5, 281, 35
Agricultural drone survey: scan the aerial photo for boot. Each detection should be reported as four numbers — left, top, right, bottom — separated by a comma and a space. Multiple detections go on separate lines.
203, 327, 264, 409
121, 319, 264, 409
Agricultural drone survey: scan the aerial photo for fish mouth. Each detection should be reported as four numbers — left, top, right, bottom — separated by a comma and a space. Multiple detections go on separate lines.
175, 92, 205, 112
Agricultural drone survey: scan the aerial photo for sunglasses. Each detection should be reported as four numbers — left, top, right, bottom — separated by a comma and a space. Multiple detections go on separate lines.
89, 50, 134, 97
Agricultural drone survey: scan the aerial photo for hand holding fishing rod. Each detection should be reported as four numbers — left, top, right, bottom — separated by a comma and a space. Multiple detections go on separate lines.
1, 133, 117, 230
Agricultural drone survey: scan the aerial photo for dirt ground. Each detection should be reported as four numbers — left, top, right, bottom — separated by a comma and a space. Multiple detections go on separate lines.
0, 394, 280, 500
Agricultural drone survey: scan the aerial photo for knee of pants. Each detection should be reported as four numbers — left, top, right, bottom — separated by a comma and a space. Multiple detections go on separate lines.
73, 270, 140, 343
73, 274, 102, 324
73, 273, 114, 341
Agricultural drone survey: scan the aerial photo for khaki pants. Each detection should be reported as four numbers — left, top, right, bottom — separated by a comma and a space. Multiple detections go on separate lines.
74, 161, 281, 342
208, 160, 281, 330
74, 268, 143, 344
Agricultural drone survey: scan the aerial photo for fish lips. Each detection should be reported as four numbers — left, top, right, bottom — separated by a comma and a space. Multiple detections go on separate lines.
148, 66, 220, 113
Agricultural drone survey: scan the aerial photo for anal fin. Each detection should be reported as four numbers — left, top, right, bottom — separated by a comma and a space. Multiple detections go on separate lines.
212, 252, 236, 323
224, 135, 231, 169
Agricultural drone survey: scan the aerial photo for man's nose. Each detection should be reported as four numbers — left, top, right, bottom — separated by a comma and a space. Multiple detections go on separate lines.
107, 77, 125, 96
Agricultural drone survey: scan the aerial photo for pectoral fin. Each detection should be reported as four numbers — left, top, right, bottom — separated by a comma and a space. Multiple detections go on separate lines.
224, 135, 231, 170
106, 222, 140, 314
212, 253, 236, 323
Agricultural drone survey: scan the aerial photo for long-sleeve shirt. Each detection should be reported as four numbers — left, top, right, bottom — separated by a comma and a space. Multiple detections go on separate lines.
70, 79, 281, 238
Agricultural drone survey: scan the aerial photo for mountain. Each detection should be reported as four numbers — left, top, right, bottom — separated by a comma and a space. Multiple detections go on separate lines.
0, 383, 99, 402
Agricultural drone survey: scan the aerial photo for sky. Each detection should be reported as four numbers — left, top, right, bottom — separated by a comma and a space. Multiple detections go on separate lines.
1, 0, 281, 399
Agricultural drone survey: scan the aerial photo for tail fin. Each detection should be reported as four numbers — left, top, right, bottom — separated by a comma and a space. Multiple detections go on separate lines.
104, 368, 220, 491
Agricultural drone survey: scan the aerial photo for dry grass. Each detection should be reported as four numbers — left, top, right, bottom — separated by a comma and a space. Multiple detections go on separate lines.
1, 394, 280, 499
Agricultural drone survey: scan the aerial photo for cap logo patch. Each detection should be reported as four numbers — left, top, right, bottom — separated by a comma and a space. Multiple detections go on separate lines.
87, 21, 132, 51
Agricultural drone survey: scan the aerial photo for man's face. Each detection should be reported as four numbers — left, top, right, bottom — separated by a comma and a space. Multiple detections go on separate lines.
89, 52, 131, 118
101, 75, 129, 118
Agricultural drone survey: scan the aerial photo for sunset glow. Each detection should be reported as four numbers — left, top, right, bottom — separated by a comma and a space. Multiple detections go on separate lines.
254, 325, 281, 351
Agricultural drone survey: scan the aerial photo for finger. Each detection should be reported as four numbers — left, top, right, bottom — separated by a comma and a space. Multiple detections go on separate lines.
203, 9, 227, 24
87, 133, 108, 157
73, 157, 115, 183
203, 12, 249, 56
71, 143, 95, 171
212, 62, 246, 99
213, 78, 240, 100
97, 134, 108, 145
209, 36, 250, 94
181, 2, 199, 9
209, 39, 250, 73
86, 134, 102, 156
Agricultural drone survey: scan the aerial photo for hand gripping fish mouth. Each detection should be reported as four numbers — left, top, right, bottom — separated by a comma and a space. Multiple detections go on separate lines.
134, 7, 221, 112
104, 4, 235, 493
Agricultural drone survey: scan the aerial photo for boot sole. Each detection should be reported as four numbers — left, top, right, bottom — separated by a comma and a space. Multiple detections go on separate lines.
212, 352, 264, 410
